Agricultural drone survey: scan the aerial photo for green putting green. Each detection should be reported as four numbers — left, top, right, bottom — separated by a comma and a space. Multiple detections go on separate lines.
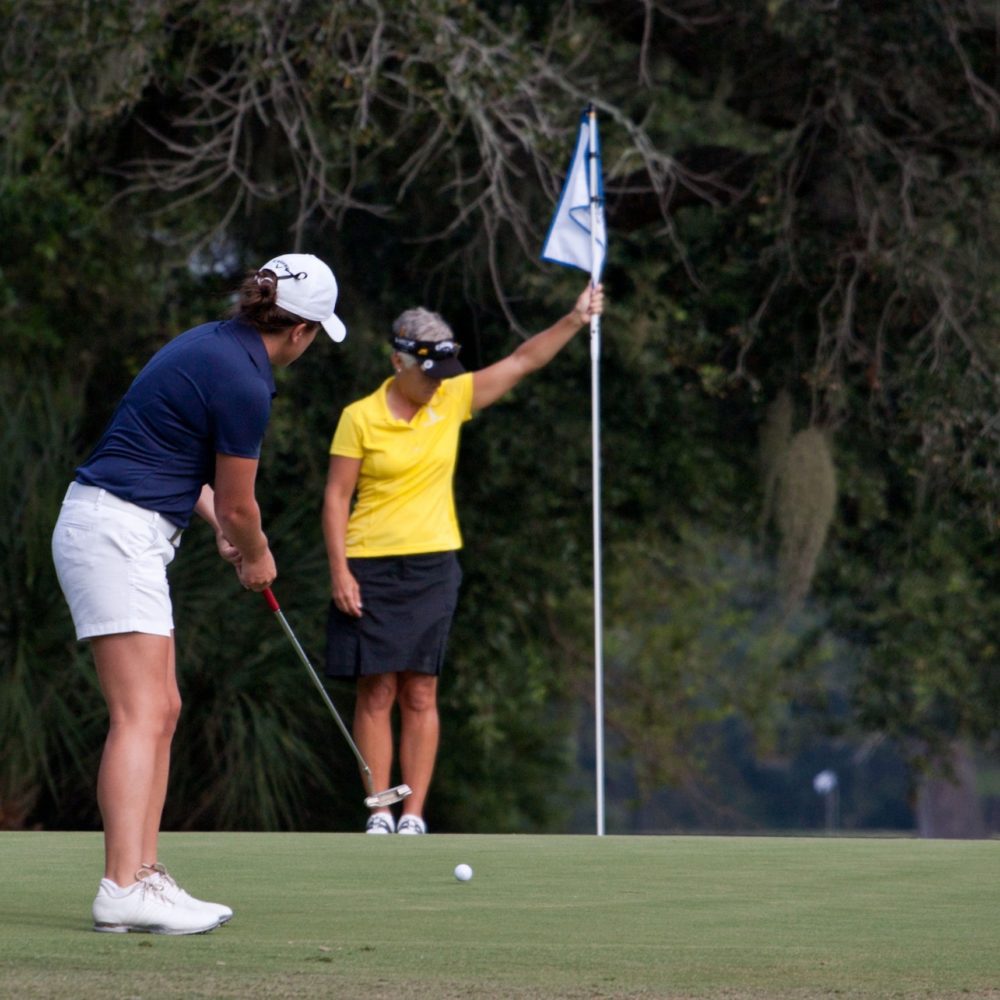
2, 831, 997, 998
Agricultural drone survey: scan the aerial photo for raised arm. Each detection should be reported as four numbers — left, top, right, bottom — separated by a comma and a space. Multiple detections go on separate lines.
471, 283, 604, 411
322, 454, 363, 617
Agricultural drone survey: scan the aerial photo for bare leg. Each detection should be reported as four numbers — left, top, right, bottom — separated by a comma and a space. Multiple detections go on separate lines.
396, 672, 439, 819
354, 673, 398, 812
141, 635, 181, 866
92, 632, 180, 887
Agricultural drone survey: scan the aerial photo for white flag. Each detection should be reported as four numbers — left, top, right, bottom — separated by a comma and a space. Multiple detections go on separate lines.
541, 108, 607, 280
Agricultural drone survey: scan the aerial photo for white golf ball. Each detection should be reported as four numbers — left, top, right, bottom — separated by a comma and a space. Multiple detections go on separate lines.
454, 863, 473, 882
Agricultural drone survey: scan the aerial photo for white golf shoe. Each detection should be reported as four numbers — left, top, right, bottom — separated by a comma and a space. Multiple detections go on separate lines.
365, 812, 395, 834
140, 863, 234, 925
396, 815, 427, 835
92, 870, 221, 935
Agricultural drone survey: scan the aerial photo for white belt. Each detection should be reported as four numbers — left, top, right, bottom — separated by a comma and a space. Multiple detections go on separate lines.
64, 482, 184, 546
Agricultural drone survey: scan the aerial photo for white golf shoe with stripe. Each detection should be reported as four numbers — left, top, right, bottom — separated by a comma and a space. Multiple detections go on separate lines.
365, 812, 396, 834
396, 815, 427, 835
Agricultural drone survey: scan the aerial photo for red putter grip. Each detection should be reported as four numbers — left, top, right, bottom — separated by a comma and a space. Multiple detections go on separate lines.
263, 588, 280, 613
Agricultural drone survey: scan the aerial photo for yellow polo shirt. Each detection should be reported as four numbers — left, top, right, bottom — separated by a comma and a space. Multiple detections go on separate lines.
330, 373, 475, 556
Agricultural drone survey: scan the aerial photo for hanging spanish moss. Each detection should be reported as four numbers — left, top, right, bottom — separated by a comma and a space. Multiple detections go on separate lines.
775, 427, 838, 612
757, 389, 794, 537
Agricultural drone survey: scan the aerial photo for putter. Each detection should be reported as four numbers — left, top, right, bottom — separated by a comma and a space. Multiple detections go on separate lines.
262, 588, 412, 809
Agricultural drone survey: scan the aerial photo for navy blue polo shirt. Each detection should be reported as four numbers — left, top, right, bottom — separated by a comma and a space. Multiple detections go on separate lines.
76, 319, 276, 528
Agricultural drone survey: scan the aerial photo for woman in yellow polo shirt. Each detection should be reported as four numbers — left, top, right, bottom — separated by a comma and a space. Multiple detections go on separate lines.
322, 283, 604, 834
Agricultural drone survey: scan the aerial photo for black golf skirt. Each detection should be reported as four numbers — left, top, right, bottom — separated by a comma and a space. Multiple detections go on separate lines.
325, 551, 462, 678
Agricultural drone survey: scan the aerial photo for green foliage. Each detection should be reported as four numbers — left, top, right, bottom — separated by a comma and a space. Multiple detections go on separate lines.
848, 524, 1000, 768
0, 366, 103, 828
1, 1, 165, 169
1, 0, 997, 833
757, 389, 794, 532
553, 527, 837, 806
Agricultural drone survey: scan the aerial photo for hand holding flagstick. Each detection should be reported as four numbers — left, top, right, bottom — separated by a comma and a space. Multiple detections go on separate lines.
572, 283, 605, 326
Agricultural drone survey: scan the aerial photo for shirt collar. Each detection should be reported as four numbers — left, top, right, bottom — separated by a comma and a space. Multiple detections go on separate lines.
379, 375, 446, 425
224, 319, 277, 397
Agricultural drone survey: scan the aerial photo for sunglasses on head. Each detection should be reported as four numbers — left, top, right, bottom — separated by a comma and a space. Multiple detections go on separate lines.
391, 336, 461, 360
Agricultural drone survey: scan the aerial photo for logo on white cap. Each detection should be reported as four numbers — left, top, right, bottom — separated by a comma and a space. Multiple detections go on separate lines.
261, 253, 347, 343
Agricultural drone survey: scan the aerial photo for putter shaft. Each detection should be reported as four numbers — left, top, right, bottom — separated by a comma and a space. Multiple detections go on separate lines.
263, 589, 412, 808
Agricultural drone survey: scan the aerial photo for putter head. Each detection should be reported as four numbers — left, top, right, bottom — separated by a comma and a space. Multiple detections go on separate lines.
365, 784, 412, 809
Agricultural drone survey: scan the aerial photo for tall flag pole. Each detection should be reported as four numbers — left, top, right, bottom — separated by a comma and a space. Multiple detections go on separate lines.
541, 104, 608, 836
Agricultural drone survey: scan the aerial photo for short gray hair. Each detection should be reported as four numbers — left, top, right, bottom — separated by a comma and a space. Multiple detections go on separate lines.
392, 307, 454, 343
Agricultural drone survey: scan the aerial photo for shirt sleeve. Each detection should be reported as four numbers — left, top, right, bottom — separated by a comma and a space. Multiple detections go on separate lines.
451, 372, 475, 422
330, 406, 364, 458
213, 377, 271, 458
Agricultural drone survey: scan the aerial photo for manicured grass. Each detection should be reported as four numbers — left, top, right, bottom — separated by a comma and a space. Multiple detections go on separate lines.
1, 831, 997, 998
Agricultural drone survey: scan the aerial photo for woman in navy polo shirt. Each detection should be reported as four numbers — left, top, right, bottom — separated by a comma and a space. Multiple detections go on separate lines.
52, 254, 346, 935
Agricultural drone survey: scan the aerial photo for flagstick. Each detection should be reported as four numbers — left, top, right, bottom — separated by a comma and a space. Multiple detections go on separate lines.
586, 103, 606, 837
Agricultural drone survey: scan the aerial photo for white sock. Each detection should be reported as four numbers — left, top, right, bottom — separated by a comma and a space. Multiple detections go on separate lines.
100, 878, 138, 897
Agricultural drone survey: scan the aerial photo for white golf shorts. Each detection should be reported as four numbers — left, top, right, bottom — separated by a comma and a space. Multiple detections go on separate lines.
52, 483, 182, 640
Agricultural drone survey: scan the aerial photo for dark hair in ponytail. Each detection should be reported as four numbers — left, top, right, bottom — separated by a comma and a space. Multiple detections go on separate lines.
229, 269, 320, 336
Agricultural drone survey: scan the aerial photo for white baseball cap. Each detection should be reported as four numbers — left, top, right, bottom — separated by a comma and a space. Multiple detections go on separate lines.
260, 253, 347, 342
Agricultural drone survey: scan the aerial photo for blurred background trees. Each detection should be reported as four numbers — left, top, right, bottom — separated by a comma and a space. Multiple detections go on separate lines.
1, 0, 997, 835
